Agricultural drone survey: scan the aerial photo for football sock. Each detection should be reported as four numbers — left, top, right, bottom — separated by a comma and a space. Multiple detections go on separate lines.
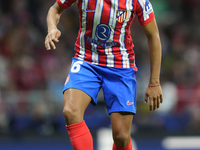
113, 139, 132, 150
66, 120, 93, 150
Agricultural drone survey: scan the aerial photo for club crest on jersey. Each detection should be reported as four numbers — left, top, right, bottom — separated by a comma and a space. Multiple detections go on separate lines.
116, 10, 127, 23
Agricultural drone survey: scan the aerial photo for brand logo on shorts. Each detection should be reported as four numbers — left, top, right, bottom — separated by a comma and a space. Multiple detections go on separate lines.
65, 75, 70, 85
126, 101, 134, 105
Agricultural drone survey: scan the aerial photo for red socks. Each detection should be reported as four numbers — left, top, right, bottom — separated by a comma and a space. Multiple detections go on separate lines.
66, 121, 93, 150
113, 139, 132, 150
67, 120, 132, 150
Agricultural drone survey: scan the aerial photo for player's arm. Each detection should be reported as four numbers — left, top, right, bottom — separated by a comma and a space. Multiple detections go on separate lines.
142, 19, 163, 111
45, 2, 65, 50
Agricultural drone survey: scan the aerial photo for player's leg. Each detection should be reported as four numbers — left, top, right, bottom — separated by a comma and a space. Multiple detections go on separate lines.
62, 58, 101, 150
111, 112, 133, 150
63, 88, 92, 125
63, 88, 93, 150
101, 67, 137, 150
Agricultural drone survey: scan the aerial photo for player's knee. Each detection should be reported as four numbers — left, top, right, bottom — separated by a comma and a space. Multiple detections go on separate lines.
62, 103, 79, 121
113, 131, 129, 145
62, 106, 71, 119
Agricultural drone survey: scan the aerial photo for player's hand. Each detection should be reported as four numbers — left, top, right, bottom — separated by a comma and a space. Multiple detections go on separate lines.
144, 85, 163, 111
45, 28, 61, 50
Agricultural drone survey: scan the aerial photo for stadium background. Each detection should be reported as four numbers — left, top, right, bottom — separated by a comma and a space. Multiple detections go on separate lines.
0, 0, 200, 149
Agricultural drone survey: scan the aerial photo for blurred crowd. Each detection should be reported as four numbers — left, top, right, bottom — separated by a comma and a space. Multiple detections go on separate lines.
0, 0, 200, 136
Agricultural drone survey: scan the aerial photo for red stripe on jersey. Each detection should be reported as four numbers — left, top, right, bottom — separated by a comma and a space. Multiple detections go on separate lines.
124, 12, 135, 68
74, 0, 89, 60
113, 0, 127, 68
97, 0, 111, 66
98, 55, 107, 67
84, 0, 97, 62
74, 0, 81, 60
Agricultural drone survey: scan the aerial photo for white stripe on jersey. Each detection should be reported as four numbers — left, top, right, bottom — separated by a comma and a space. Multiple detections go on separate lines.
78, 0, 87, 60
90, 0, 104, 65
119, 0, 133, 68
105, 0, 117, 67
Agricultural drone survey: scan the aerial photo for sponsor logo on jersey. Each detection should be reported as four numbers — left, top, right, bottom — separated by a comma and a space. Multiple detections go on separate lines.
144, 0, 153, 16
87, 37, 118, 47
116, 10, 127, 23
138, 0, 154, 21
86, 24, 118, 48
95, 24, 111, 41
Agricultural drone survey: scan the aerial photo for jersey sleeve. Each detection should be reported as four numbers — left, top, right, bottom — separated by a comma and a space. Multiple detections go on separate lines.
135, 0, 155, 26
57, 0, 77, 9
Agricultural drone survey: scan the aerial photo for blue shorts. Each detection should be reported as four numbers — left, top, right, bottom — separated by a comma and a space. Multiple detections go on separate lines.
63, 58, 137, 114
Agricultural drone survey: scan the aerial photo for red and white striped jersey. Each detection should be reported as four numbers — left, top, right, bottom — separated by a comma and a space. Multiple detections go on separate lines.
57, 0, 155, 69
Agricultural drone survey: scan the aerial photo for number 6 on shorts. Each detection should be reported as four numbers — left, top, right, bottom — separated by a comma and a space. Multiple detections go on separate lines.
71, 61, 83, 73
